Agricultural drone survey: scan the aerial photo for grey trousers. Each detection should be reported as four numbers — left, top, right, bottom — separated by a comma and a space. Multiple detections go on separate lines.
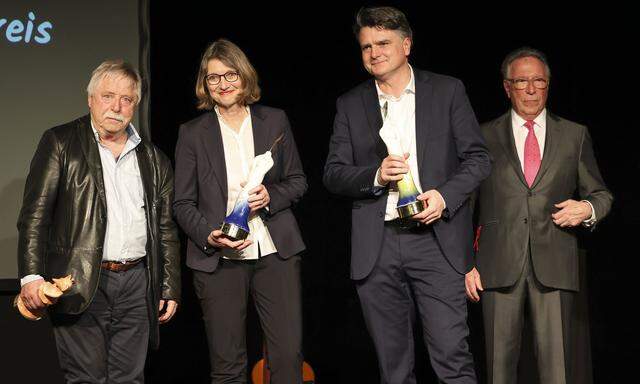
193, 253, 303, 384
51, 262, 150, 384
482, 253, 574, 384
356, 224, 477, 384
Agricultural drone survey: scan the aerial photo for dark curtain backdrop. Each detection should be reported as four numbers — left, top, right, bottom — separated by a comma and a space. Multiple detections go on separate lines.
143, 2, 636, 383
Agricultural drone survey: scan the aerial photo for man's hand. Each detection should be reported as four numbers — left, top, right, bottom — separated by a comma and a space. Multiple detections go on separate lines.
412, 190, 446, 224
247, 184, 270, 213
158, 299, 178, 324
377, 154, 409, 186
465, 267, 484, 302
552, 199, 592, 227
207, 230, 253, 250
20, 278, 45, 311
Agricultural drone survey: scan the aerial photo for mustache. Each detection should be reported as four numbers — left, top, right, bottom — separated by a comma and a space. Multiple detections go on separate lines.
104, 112, 125, 122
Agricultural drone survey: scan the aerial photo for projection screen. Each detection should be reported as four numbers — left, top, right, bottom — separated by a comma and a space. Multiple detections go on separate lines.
0, 0, 149, 286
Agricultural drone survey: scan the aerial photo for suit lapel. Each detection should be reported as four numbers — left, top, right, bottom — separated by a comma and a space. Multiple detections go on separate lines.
496, 112, 528, 188
201, 112, 228, 202
530, 112, 560, 189
361, 80, 387, 159
250, 105, 270, 157
77, 115, 107, 209
414, 71, 433, 189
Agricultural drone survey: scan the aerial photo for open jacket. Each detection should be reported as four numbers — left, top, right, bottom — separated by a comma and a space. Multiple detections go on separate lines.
17, 114, 180, 349
173, 104, 307, 273
324, 69, 491, 279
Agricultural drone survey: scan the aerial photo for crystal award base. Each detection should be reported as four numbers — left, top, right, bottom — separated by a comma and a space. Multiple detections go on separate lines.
220, 222, 249, 241
396, 199, 424, 218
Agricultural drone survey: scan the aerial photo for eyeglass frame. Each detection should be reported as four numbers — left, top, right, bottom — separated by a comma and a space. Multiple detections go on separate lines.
205, 71, 240, 86
505, 77, 549, 90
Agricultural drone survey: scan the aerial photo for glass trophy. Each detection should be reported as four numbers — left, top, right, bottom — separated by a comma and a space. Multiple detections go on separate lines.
379, 102, 425, 218
220, 149, 275, 240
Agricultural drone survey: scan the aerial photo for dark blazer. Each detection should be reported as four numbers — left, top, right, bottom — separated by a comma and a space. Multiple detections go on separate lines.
323, 69, 491, 279
173, 104, 306, 273
475, 112, 613, 291
17, 115, 181, 349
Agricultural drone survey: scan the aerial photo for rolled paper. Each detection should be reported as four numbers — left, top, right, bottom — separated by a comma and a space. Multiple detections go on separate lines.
221, 151, 274, 240
379, 111, 424, 218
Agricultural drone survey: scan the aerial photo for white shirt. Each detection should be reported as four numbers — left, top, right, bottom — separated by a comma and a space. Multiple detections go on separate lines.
216, 106, 277, 260
511, 108, 547, 172
372, 66, 424, 221
21, 123, 147, 286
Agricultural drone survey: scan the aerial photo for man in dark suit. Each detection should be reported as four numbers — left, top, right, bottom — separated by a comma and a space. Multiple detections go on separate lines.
17, 60, 181, 383
465, 47, 613, 384
173, 39, 306, 383
323, 7, 490, 383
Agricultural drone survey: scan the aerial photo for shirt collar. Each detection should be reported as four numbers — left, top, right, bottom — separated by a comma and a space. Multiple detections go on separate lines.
90, 120, 141, 147
214, 105, 251, 118
511, 108, 547, 130
375, 64, 416, 102
214, 105, 251, 137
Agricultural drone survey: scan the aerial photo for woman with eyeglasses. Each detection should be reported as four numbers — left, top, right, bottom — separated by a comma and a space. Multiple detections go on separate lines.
173, 38, 307, 383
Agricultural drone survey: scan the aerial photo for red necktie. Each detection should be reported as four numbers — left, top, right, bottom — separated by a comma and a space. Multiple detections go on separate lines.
523, 120, 541, 187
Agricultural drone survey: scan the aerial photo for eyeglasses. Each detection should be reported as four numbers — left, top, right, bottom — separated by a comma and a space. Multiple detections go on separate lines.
506, 77, 549, 90
205, 71, 239, 85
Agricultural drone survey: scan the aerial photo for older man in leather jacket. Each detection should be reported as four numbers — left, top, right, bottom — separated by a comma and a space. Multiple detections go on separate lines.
16, 60, 180, 384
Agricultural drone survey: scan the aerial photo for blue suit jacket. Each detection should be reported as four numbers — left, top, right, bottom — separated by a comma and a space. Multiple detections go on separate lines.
324, 69, 491, 279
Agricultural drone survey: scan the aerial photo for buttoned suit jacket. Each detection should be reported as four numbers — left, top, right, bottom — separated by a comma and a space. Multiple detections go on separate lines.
474, 112, 613, 291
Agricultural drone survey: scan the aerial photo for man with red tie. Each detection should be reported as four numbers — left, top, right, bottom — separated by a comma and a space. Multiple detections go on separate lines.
465, 47, 612, 383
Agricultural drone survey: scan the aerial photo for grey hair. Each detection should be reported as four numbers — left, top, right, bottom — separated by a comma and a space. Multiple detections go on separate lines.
501, 47, 551, 79
86, 59, 142, 103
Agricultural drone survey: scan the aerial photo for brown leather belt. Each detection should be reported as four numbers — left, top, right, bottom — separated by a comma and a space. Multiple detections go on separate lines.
101, 258, 143, 272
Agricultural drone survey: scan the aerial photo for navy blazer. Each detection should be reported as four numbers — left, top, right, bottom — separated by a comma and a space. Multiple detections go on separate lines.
173, 104, 307, 273
324, 69, 491, 279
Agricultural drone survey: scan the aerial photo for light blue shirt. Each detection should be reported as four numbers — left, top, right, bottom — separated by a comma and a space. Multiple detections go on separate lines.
91, 123, 147, 262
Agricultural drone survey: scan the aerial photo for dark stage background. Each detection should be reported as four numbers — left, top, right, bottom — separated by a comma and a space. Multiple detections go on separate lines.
2, 2, 637, 383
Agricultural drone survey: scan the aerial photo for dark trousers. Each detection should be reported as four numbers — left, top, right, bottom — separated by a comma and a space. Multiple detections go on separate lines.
482, 252, 574, 384
356, 224, 476, 384
51, 262, 150, 384
193, 253, 303, 384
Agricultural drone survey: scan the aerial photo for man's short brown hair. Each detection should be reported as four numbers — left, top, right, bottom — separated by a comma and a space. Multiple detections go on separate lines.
353, 6, 413, 40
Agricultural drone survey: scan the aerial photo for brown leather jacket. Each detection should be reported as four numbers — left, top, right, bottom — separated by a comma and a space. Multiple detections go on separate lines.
17, 115, 180, 348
